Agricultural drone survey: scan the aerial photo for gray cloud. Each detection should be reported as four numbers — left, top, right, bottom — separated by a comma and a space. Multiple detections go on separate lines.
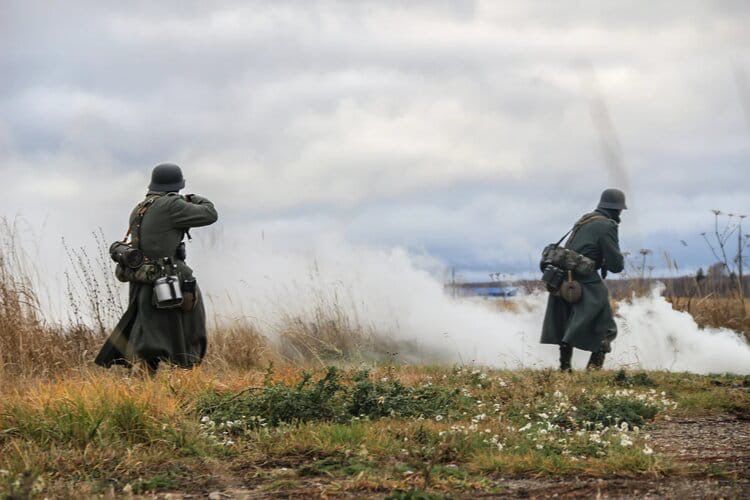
1, 0, 749, 275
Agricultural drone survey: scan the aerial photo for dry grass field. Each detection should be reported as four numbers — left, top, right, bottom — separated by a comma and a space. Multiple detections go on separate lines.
668, 297, 750, 340
2, 363, 749, 498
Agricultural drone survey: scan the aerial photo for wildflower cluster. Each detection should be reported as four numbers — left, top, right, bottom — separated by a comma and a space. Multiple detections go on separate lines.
198, 414, 268, 447
501, 388, 674, 459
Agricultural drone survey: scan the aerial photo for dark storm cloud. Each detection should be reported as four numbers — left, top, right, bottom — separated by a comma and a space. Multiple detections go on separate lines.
1, 0, 749, 274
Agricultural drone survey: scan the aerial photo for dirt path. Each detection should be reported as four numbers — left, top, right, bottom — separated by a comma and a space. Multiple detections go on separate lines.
493, 415, 750, 499
153, 415, 750, 499
649, 414, 750, 475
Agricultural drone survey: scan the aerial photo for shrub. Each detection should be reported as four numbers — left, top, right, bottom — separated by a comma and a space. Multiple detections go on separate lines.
574, 395, 659, 429
348, 371, 465, 419
612, 370, 657, 388
196, 367, 469, 428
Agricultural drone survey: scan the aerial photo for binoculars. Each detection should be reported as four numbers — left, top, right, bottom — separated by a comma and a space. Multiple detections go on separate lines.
109, 241, 145, 269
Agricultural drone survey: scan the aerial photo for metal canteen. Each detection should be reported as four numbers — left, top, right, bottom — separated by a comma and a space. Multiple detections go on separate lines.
559, 271, 583, 304
153, 275, 183, 309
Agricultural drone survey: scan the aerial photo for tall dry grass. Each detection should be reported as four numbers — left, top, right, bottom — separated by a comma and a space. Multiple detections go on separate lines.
669, 296, 750, 339
0, 218, 104, 380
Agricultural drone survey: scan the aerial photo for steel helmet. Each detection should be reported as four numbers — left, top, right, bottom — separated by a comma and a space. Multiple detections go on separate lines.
597, 188, 627, 210
149, 163, 185, 192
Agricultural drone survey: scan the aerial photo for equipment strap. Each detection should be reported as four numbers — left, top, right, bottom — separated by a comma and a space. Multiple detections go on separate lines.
122, 195, 161, 249
556, 213, 608, 247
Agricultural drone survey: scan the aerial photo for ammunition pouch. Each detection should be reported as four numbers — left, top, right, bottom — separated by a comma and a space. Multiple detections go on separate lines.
541, 244, 597, 275
540, 245, 593, 303
115, 262, 161, 284
540, 213, 606, 303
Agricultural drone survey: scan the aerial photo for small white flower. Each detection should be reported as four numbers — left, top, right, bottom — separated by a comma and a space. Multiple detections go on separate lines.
435, 415, 444, 422
643, 445, 654, 455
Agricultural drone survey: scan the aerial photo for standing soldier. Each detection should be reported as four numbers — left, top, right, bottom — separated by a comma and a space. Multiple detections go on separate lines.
96, 164, 218, 373
540, 189, 626, 371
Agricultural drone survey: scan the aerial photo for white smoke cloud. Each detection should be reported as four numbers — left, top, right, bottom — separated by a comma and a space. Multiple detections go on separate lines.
188, 230, 750, 375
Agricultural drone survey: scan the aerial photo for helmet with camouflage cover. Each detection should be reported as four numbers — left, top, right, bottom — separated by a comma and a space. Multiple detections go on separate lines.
597, 188, 627, 210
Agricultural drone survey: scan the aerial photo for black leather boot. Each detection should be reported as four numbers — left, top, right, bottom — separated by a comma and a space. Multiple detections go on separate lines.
586, 352, 606, 370
559, 343, 573, 372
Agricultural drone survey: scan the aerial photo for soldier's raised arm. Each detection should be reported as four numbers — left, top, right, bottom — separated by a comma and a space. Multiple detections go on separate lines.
600, 222, 624, 274
168, 194, 218, 229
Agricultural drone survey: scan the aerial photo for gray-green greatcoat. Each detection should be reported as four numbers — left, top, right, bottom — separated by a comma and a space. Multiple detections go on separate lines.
95, 193, 218, 368
540, 209, 624, 353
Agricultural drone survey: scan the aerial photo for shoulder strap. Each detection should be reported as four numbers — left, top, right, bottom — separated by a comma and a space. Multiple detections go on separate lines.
555, 228, 574, 246
123, 195, 161, 249
560, 213, 608, 247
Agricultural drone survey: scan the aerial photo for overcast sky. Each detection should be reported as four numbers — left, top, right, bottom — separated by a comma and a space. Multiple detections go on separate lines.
1, 0, 749, 280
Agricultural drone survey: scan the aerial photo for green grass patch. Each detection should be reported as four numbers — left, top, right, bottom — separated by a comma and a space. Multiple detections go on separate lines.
196, 367, 472, 428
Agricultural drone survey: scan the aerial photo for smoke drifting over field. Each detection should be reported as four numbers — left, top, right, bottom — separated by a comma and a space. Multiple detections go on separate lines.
191, 232, 750, 375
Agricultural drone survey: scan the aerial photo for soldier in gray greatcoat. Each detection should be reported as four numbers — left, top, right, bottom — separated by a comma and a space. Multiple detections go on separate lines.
96, 164, 218, 372
541, 189, 626, 371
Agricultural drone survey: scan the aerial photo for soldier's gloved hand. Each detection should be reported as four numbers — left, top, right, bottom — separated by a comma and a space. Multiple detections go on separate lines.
184, 194, 209, 204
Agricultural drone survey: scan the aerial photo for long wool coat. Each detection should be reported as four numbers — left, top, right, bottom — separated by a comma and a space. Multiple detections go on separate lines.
540, 209, 624, 353
95, 192, 218, 368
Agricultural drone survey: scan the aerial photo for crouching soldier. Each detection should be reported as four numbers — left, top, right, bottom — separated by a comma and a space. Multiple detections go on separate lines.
540, 189, 626, 371
96, 163, 218, 373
